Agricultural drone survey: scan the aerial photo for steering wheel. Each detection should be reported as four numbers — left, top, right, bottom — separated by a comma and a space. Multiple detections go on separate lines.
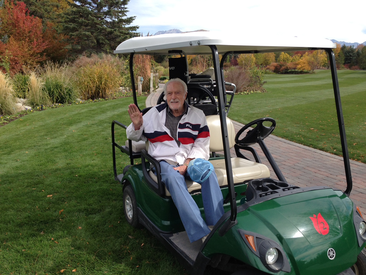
186, 84, 216, 106
157, 84, 216, 106
235, 117, 276, 146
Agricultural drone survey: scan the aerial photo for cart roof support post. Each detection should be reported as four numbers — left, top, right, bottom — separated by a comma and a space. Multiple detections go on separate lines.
210, 46, 237, 224
326, 48, 353, 196
129, 53, 140, 110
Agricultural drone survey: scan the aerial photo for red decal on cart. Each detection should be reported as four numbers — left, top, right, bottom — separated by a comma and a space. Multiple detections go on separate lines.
310, 213, 329, 235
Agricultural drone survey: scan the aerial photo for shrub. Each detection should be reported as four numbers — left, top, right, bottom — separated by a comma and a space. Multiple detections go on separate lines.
133, 54, 152, 92
0, 71, 16, 115
27, 72, 50, 108
154, 65, 166, 78
248, 67, 266, 89
350, 65, 360, 70
0, 1, 48, 75
238, 54, 256, 69
224, 66, 266, 94
75, 60, 122, 100
72, 54, 127, 99
42, 63, 78, 104
12, 73, 29, 98
224, 66, 251, 93
266, 62, 310, 74
188, 55, 213, 74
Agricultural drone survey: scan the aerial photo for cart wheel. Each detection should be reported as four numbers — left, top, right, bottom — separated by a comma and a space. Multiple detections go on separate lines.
352, 248, 366, 275
123, 185, 139, 228
231, 269, 267, 275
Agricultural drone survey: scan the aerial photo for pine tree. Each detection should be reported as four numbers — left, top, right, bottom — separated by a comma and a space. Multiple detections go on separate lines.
358, 46, 366, 70
18, 0, 66, 28
62, 0, 138, 55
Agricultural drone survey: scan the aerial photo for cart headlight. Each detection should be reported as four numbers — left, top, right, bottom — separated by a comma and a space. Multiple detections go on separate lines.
266, 248, 279, 265
239, 229, 291, 273
359, 222, 366, 239
353, 206, 366, 246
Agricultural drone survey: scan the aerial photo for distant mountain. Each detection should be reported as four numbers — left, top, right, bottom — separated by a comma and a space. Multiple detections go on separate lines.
154, 29, 208, 36
154, 29, 182, 36
331, 39, 366, 48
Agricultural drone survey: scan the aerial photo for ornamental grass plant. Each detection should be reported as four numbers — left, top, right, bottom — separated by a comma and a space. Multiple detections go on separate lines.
42, 62, 78, 104
0, 71, 16, 115
74, 54, 125, 100
27, 72, 51, 108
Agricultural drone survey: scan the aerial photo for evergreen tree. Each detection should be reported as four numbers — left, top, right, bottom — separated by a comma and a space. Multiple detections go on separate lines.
62, 0, 138, 55
342, 45, 357, 66
358, 46, 366, 70
18, 0, 62, 26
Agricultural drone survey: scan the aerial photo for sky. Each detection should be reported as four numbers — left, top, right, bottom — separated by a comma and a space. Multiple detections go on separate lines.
127, 0, 366, 44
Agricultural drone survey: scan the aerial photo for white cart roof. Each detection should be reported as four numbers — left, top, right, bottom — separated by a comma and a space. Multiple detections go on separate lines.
114, 31, 336, 55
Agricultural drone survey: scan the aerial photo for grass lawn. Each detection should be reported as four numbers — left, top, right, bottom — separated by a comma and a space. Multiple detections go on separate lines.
0, 97, 187, 274
1, 69, 365, 274
229, 70, 366, 163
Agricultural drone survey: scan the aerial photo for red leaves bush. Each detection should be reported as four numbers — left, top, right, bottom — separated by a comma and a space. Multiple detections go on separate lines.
266, 62, 301, 74
0, 0, 68, 76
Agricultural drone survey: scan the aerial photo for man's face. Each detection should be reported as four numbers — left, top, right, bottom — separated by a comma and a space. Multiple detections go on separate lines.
166, 82, 187, 114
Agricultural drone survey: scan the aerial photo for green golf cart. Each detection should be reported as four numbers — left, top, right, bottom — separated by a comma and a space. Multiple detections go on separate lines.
111, 32, 366, 274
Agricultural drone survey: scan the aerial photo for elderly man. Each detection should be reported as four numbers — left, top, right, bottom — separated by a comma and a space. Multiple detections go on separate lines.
126, 78, 224, 243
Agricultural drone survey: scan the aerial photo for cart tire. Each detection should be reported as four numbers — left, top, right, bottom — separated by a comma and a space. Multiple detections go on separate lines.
352, 248, 366, 275
123, 185, 140, 228
231, 269, 268, 275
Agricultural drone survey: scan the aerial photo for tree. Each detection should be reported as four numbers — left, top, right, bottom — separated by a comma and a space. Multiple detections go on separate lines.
19, 0, 66, 24
311, 50, 328, 69
0, 0, 69, 74
296, 53, 312, 72
0, 0, 49, 74
334, 44, 344, 68
277, 52, 292, 63
238, 54, 256, 69
342, 45, 357, 66
62, 0, 138, 55
255, 52, 275, 67
358, 46, 366, 70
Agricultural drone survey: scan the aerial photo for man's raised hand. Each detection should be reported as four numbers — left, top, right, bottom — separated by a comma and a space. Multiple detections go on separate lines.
128, 104, 143, 130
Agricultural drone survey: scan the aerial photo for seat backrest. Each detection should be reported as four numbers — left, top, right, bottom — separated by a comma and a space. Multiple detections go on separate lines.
206, 115, 236, 152
169, 56, 188, 83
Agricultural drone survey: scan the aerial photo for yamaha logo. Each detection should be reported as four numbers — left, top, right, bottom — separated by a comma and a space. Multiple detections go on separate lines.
327, 248, 336, 260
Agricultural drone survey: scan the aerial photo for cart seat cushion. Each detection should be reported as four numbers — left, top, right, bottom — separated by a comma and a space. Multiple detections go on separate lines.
210, 158, 270, 186
206, 115, 236, 152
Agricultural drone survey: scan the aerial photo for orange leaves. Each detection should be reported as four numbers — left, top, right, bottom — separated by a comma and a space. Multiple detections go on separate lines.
0, 0, 67, 75
0, 0, 48, 75
60, 268, 77, 273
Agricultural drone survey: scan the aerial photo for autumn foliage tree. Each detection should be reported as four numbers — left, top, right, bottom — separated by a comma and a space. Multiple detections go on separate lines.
0, 0, 47, 74
0, 0, 68, 75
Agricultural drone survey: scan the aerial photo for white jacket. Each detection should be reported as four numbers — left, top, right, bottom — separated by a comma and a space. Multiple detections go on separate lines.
126, 103, 210, 165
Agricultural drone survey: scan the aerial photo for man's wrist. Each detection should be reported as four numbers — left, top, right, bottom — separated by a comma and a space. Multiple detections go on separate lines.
183, 158, 193, 167
134, 122, 142, 130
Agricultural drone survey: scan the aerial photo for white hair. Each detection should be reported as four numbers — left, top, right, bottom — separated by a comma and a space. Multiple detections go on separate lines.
164, 78, 188, 94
